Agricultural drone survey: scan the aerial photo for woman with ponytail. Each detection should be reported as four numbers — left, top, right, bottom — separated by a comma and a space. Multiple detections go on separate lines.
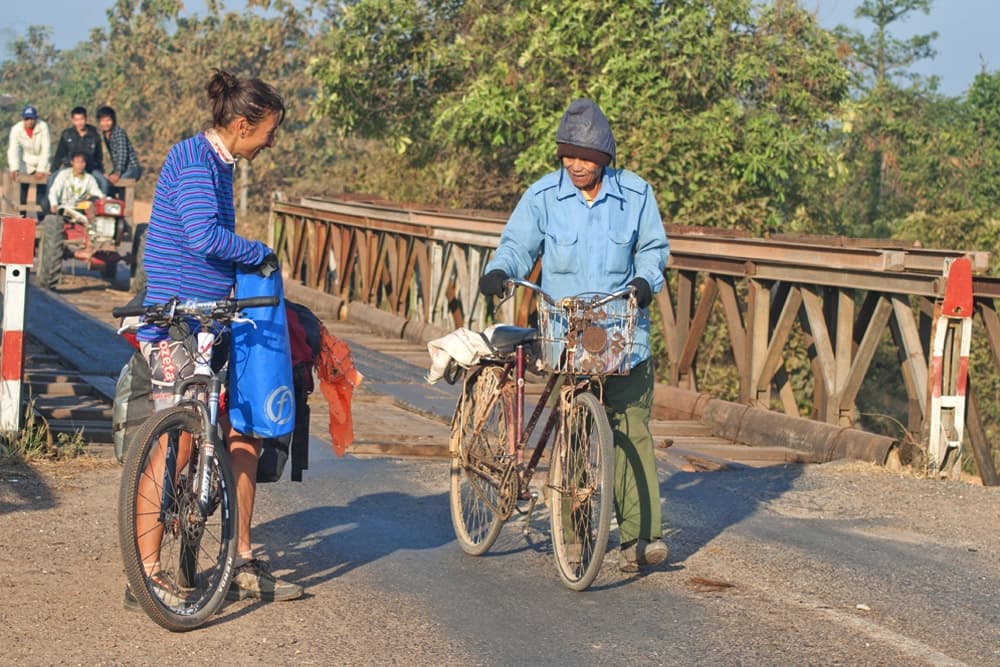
128, 69, 302, 610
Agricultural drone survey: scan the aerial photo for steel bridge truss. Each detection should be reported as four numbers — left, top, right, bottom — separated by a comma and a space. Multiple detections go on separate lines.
270, 195, 999, 484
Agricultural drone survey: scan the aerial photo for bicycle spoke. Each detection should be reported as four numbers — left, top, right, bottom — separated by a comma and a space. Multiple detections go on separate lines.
549, 391, 614, 591
450, 367, 513, 555
119, 407, 237, 630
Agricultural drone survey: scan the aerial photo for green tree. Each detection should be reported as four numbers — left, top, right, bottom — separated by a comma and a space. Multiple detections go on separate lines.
310, 0, 850, 228
1, 26, 102, 169
834, 0, 938, 91
893, 71, 1000, 260
90, 0, 331, 209
829, 0, 939, 234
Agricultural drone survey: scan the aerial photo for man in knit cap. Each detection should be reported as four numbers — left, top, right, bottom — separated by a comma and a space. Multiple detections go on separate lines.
479, 98, 670, 572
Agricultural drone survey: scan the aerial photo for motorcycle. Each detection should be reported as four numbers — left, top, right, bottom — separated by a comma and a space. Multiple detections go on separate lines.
36, 196, 146, 292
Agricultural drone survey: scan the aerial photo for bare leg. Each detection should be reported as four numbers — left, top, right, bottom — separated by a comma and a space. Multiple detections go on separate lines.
226, 424, 262, 558
135, 431, 192, 574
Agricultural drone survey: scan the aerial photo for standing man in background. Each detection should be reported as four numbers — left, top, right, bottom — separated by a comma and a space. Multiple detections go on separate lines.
50, 106, 108, 194
7, 105, 50, 218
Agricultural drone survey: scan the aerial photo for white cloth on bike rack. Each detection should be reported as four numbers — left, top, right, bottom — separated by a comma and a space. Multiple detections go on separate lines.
426, 327, 497, 384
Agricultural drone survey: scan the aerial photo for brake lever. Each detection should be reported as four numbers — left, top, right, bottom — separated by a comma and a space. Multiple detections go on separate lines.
494, 280, 517, 310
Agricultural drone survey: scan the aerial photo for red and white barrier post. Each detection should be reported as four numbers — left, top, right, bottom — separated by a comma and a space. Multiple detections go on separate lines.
1, 217, 36, 432
927, 256, 973, 475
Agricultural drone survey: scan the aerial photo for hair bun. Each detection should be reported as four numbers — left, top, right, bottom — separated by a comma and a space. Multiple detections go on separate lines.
219, 70, 239, 90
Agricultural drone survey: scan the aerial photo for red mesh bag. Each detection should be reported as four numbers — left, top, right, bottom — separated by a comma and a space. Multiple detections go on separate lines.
316, 326, 363, 456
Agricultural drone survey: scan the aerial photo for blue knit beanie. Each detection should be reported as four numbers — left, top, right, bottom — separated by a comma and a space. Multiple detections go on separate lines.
555, 99, 615, 167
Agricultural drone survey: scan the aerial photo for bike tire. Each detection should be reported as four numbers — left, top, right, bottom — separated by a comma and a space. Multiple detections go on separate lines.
118, 406, 237, 631
449, 366, 514, 556
549, 390, 615, 591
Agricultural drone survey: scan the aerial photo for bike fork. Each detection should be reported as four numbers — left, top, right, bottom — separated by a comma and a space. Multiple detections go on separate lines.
193, 375, 223, 515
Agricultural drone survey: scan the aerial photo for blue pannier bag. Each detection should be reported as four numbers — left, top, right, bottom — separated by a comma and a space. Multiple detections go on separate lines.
229, 265, 296, 439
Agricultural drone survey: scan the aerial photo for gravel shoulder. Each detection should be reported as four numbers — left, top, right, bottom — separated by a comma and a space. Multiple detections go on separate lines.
2, 455, 998, 665
0, 457, 473, 665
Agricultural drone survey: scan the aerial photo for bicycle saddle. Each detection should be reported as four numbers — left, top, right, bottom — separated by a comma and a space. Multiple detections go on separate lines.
484, 325, 536, 353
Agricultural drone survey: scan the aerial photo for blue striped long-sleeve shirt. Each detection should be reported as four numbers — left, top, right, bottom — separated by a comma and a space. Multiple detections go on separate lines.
140, 133, 268, 339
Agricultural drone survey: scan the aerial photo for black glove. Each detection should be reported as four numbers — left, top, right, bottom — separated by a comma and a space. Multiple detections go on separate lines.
257, 252, 279, 278
628, 277, 652, 308
479, 269, 508, 297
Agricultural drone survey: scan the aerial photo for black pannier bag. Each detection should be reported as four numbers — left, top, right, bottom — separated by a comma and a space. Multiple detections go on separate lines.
112, 350, 154, 463
256, 301, 319, 483
256, 365, 312, 482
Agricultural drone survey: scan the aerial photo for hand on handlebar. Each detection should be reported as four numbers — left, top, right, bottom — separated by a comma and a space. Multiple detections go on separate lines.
628, 277, 652, 308
479, 269, 508, 297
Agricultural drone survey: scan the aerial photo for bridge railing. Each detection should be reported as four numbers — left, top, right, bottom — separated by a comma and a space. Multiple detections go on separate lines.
270, 194, 1000, 484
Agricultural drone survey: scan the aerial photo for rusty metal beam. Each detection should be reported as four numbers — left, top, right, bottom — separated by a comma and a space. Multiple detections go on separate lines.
670, 236, 908, 272
841, 294, 893, 411
269, 194, 1000, 483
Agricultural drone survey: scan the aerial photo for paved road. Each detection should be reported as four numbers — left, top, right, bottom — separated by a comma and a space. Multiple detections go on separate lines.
4, 447, 997, 665
217, 446, 996, 666
10, 272, 999, 665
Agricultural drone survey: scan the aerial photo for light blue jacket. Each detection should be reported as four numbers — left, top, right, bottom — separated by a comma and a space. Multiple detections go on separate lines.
485, 166, 669, 366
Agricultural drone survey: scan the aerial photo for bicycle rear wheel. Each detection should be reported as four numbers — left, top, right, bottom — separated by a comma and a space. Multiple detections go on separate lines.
118, 406, 237, 631
449, 366, 515, 556
549, 390, 615, 591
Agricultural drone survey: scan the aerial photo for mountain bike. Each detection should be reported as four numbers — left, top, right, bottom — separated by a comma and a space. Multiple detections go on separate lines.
112, 295, 277, 631
449, 278, 637, 591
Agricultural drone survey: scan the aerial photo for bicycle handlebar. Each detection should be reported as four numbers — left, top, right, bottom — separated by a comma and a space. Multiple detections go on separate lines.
501, 277, 635, 307
112, 296, 280, 320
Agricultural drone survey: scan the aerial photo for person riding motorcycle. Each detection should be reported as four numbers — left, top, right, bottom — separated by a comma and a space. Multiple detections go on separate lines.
47, 151, 103, 214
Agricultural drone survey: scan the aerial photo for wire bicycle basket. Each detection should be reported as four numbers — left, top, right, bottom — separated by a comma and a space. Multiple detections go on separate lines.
536, 293, 637, 375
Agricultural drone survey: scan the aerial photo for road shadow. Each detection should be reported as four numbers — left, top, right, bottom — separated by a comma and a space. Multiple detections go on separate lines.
48, 283, 114, 296
36, 257, 133, 294
661, 464, 804, 564
0, 462, 57, 515
248, 490, 453, 587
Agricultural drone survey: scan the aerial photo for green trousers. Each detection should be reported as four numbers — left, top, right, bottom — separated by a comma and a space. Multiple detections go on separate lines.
602, 359, 662, 544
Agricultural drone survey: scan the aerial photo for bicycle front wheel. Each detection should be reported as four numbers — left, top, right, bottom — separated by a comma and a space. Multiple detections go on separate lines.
549, 391, 615, 591
118, 406, 237, 631
449, 366, 515, 556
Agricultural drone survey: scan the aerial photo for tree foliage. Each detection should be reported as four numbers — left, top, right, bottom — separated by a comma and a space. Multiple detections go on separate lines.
834, 0, 938, 91
1, 0, 339, 216
0, 0, 998, 238
311, 0, 851, 229
826, 0, 941, 235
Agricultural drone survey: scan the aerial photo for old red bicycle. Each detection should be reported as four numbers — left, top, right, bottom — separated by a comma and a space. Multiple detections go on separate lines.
449, 278, 637, 591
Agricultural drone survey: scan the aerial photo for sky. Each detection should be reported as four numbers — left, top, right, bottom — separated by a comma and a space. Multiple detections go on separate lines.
2, 1, 998, 97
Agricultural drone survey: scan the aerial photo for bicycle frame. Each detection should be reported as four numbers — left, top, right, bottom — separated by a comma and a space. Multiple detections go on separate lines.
114, 294, 277, 629
474, 349, 597, 508
471, 278, 632, 506
116, 300, 260, 526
